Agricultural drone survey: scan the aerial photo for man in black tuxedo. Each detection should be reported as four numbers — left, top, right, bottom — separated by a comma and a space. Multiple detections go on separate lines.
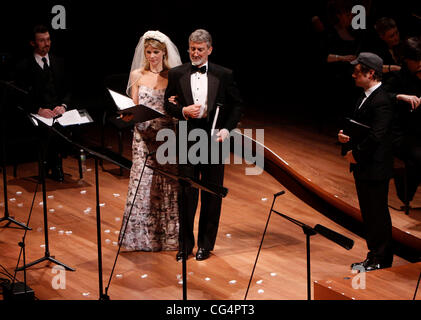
338, 52, 394, 271
164, 29, 243, 261
15, 25, 71, 181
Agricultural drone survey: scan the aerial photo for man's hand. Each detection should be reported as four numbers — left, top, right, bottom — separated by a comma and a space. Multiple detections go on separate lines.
182, 104, 201, 119
38, 108, 56, 118
397, 94, 421, 110
215, 129, 230, 142
344, 150, 357, 164
52, 105, 66, 116
338, 130, 350, 143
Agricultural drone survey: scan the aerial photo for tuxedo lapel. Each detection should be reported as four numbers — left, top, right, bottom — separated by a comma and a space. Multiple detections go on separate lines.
207, 63, 220, 118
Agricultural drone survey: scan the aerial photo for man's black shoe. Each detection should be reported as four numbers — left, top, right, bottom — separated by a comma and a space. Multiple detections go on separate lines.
195, 248, 211, 261
351, 257, 392, 272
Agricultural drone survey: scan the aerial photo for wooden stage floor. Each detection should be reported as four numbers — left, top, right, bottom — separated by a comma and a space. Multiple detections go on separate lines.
1, 109, 420, 300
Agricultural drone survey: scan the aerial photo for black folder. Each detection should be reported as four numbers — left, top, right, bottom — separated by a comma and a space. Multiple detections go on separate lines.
116, 104, 164, 123
107, 88, 164, 123
341, 117, 371, 156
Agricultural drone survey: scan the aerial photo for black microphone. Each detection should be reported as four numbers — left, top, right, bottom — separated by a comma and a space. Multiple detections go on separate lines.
314, 224, 354, 250
274, 190, 285, 198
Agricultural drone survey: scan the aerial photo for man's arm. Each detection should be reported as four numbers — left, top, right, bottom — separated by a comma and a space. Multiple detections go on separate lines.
164, 69, 184, 120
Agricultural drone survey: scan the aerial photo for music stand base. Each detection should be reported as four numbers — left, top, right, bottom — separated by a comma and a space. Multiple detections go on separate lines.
0, 215, 32, 230
15, 254, 75, 272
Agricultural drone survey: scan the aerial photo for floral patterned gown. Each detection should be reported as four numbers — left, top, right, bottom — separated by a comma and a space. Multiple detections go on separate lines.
119, 85, 179, 251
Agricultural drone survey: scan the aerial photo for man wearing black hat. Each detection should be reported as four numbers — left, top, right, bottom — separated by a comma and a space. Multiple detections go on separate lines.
338, 52, 394, 272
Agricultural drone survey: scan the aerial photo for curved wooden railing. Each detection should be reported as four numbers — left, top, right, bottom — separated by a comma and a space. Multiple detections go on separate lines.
235, 131, 421, 261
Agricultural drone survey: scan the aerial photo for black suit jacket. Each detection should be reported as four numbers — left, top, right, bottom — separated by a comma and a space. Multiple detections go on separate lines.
349, 85, 394, 181
15, 54, 71, 114
164, 62, 243, 132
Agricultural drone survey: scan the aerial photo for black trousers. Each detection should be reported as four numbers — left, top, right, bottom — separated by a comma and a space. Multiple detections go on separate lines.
177, 118, 226, 252
178, 162, 225, 252
393, 135, 421, 202
354, 178, 393, 264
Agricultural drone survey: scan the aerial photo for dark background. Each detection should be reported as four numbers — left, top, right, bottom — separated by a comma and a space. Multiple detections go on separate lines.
0, 0, 419, 119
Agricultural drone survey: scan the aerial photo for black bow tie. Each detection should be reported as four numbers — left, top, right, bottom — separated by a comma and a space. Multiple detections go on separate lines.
191, 65, 207, 74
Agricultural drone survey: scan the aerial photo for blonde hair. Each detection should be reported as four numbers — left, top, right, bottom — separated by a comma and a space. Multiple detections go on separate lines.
143, 38, 169, 71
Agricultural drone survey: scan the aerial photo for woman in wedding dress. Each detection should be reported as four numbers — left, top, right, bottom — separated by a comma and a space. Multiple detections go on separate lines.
119, 30, 182, 251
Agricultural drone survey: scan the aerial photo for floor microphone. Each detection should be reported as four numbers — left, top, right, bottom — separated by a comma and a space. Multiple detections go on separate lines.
314, 224, 354, 250
274, 190, 285, 197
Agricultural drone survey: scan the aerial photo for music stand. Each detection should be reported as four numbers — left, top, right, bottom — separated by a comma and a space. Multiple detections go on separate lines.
37, 123, 132, 299
15, 117, 75, 272
245, 191, 354, 300
147, 164, 228, 300
0, 80, 31, 230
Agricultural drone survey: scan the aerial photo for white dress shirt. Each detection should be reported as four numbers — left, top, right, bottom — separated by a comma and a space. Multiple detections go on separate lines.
190, 62, 208, 118
34, 53, 50, 69
358, 82, 382, 109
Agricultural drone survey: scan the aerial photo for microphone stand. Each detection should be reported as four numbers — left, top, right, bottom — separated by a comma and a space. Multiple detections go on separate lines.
245, 190, 354, 300
413, 269, 421, 300
10, 177, 40, 300
0, 81, 31, 230
103, 151, 153, 300
146, 164, 227, 300
244, 190, 284, 300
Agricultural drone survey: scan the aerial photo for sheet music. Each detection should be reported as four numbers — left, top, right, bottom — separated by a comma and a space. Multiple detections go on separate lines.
31, 109, 85, 127
107, 89, 135, 110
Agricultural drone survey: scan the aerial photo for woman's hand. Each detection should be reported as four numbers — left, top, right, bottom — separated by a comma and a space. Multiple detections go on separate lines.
120, 113, 134, 122
341, 55, 357, 62
168, 95, 178, 105
397, 94, 421, 110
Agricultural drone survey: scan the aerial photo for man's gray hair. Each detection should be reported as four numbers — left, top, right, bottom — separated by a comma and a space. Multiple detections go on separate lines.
189, 29, 212, 47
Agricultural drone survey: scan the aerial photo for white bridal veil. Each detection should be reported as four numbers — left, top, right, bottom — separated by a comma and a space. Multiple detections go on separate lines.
126, 30, 182, 97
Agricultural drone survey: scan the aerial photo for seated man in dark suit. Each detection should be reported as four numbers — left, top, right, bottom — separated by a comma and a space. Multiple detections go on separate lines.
15, 25, 72, 181
384, 37, 421, 206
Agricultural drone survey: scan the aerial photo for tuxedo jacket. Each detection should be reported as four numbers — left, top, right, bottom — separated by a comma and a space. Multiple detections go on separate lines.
164, 62, 243, 132
15, 54, 71, 114
349, 85, 394, 181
